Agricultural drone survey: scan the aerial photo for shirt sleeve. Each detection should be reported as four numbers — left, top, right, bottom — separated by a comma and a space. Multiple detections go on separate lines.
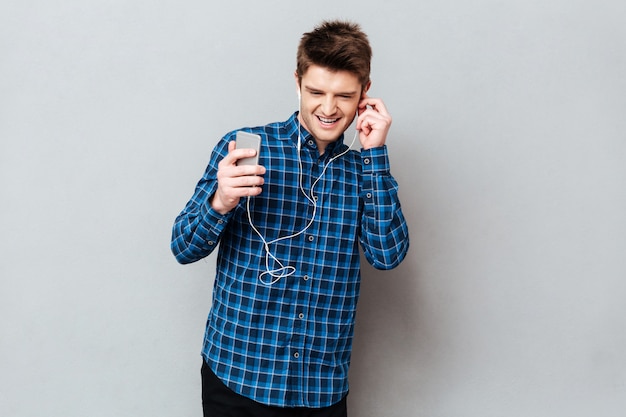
170, 138, 233, 264
359, 145, 410, 270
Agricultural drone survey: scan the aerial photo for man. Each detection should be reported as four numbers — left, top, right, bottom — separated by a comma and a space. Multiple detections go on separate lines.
171, 20, 409, 417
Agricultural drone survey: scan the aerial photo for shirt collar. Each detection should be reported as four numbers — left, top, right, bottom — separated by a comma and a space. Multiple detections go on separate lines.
284, 112, 346, 156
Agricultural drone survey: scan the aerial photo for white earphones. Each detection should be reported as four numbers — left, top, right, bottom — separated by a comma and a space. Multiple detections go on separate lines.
246, 87, 359, 285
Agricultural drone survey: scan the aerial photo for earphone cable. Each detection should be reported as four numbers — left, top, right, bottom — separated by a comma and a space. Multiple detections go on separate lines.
248, 99, 359, 285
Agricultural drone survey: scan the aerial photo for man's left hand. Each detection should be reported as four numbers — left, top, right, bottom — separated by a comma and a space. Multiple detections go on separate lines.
356, 96, 392, 150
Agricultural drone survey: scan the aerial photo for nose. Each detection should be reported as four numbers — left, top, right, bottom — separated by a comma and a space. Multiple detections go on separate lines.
320, 96, 337, 115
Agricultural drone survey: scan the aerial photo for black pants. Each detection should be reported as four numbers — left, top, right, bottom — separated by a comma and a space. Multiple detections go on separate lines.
201, 360, 348, 417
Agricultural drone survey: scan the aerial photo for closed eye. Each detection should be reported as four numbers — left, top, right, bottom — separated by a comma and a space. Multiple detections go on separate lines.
305, 88, 356, 100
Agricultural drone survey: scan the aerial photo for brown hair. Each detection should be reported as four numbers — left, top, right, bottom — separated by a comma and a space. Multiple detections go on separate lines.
296, 20, 372, 89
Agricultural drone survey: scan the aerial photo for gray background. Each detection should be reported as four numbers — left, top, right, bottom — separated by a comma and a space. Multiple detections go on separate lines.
2, 1, 625, 416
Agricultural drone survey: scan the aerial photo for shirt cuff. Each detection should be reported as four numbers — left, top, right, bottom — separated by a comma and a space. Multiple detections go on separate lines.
360, 145, 390, 174
199, 200, 232, 245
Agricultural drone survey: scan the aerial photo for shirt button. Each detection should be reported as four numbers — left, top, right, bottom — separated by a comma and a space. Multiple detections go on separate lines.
307, 140, 315, 147
294, 352, 300, 359
366, 192, 372, 199
298, 313, 304, 319
363, 157, 371, 164
303, 275, 310, 281
307, 236, 314, 242
217, 219, 224, 225
208, 241, 214, 246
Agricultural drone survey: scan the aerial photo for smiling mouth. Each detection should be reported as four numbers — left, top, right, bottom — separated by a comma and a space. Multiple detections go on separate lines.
317, 116, 340, 125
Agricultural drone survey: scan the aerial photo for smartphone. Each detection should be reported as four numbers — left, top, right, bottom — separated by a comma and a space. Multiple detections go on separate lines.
235, 131, 261, 166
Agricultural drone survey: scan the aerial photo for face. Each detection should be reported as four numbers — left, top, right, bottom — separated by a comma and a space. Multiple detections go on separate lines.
295, 65, 368, 152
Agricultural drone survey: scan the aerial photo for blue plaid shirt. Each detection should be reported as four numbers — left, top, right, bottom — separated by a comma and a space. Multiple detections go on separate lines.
171, 112, 409, 408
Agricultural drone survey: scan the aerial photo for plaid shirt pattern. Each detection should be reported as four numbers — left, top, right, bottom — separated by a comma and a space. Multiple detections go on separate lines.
171, 112, 409, 407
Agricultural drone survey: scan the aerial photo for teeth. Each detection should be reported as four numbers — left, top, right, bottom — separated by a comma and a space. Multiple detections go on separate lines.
319, 116, 339, 124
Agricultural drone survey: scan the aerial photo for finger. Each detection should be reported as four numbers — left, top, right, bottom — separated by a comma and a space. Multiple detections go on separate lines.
356, 116, 372, 135
222, 147, 259, 167
220, 141, 239, 166
225, 139, 259, 159
359, 96, 390, 116
356, 111, 381, 131
236, 173, 265, 188
244, 185, 263, 196
216, 176, 263, 203
357, 108, 392, 134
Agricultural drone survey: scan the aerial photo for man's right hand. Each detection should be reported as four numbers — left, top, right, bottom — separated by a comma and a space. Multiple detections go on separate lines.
210, 141, 266, 215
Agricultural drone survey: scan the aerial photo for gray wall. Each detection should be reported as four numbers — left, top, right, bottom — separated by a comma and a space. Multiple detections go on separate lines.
2, 1, 625, 416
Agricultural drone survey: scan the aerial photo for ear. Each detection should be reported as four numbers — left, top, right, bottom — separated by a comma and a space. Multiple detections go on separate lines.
294, 71, 301, 98
361, 80, 372, 98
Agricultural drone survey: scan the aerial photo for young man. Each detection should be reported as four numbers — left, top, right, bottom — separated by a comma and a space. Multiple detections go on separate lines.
171, 20, 409, 417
